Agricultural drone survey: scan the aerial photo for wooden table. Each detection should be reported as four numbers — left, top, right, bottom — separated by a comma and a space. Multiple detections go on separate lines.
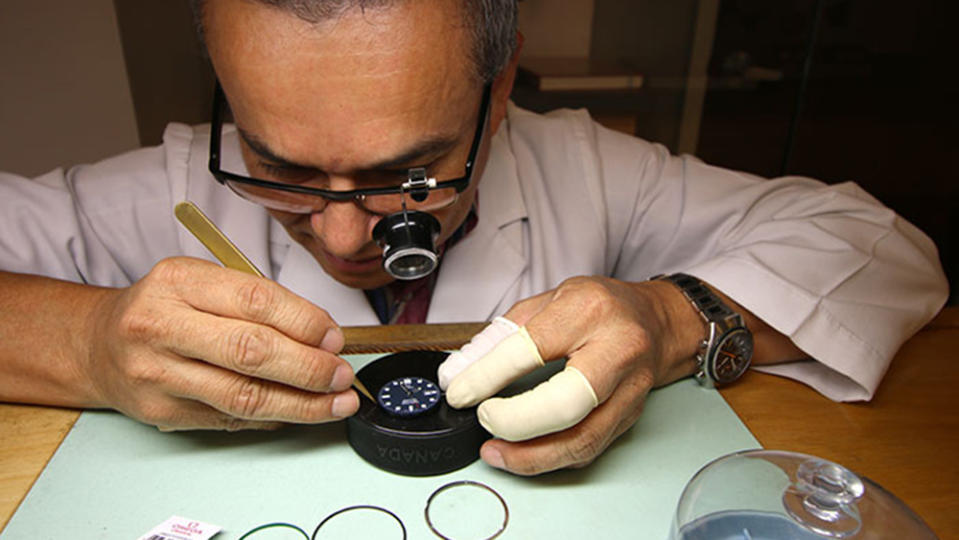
2, 308, 957, 537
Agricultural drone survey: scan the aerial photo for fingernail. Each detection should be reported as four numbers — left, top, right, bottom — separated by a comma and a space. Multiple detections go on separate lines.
481, 446, 506, 470
331, 364, 354, 392
332, 392, 359, 418
320, 326, 345, 352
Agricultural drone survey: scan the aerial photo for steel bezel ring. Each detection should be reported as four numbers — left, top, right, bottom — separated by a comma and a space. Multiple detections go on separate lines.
424, 480, 509, 539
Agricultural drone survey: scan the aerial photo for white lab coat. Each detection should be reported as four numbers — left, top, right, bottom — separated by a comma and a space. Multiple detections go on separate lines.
0, 103, 948, 402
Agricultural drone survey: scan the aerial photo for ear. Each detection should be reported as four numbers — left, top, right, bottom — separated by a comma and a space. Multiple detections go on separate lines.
488, 31, 525, 135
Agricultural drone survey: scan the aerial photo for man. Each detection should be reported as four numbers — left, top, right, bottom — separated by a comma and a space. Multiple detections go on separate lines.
0, 0, 947, 476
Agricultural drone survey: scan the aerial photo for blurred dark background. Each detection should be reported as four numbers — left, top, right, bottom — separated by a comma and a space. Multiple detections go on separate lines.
512, 0, 957, 304
697, 0, 956, 307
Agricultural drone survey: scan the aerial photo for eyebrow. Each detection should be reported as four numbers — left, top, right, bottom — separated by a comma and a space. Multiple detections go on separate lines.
237, 129, 300, 168
237, 128, 461, 172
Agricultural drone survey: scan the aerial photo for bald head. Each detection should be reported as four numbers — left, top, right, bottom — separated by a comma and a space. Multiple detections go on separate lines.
190, 0, 517, 83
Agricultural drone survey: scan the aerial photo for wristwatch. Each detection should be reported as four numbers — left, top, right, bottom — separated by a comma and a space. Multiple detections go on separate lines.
657, 273, 754, 387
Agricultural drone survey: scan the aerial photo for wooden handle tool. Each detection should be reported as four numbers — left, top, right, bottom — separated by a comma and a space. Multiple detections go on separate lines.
341, 322, 487, 354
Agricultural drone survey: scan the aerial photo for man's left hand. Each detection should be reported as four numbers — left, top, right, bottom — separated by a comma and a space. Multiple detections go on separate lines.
440, 276, 704, 475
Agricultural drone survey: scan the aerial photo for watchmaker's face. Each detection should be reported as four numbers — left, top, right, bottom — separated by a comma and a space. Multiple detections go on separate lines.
203, 0, 511, 289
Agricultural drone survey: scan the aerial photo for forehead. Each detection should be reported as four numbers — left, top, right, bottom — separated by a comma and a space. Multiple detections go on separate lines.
203, 0, 477, 170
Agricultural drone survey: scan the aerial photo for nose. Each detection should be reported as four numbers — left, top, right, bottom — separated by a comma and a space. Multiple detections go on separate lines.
310, 200, 380, 258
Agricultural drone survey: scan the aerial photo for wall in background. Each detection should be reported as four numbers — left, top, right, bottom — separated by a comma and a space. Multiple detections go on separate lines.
0, 0, 139, 177
590, 0, 698, 79
589, 0, 700, 148
517, 0, 595, 59
113, 0, 214, 147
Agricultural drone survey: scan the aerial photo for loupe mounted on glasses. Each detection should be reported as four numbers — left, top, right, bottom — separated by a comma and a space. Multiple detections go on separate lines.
372, 168, 442, 281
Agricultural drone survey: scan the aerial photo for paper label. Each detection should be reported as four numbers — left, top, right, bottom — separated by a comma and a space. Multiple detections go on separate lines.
137, 515, 221, 540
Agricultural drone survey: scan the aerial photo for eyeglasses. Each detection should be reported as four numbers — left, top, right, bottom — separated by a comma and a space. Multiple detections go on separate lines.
208, 81, 492, 215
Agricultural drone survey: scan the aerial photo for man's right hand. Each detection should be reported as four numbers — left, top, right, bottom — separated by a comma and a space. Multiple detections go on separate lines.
82, 257, 358, 430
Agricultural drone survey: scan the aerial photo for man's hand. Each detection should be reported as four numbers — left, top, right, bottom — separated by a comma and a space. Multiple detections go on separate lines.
82, 257, 359, 430
439, 276, 705, 475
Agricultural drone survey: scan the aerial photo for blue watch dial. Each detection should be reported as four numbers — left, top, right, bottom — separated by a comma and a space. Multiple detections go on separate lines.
377, 376, 442, 417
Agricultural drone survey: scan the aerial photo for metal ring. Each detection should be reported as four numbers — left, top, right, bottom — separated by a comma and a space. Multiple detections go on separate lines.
311, 505, 406, 540
424, 480, 509, 540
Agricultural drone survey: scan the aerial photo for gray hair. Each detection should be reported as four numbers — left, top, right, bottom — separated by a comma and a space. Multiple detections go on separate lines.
190, 0, 518, 83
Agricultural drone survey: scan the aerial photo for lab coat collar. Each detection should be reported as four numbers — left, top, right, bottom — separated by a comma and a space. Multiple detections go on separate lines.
428, 116, 528, 322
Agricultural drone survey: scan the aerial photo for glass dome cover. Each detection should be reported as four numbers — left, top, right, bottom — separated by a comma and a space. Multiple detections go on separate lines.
671, 449, 938, 539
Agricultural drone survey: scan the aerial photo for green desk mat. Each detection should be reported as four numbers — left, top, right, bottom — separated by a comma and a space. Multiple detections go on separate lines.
1, 355, 759, 539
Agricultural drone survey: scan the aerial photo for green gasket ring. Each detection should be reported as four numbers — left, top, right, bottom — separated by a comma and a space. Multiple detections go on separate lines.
238, 522, 309, 539
311, 504, 406, 539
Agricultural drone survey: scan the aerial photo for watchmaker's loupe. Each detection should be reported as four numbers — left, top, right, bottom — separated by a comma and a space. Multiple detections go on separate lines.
372, 210, 441, 281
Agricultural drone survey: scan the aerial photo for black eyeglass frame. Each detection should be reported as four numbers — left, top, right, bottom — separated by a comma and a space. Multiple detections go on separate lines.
208, 80, 493, 208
